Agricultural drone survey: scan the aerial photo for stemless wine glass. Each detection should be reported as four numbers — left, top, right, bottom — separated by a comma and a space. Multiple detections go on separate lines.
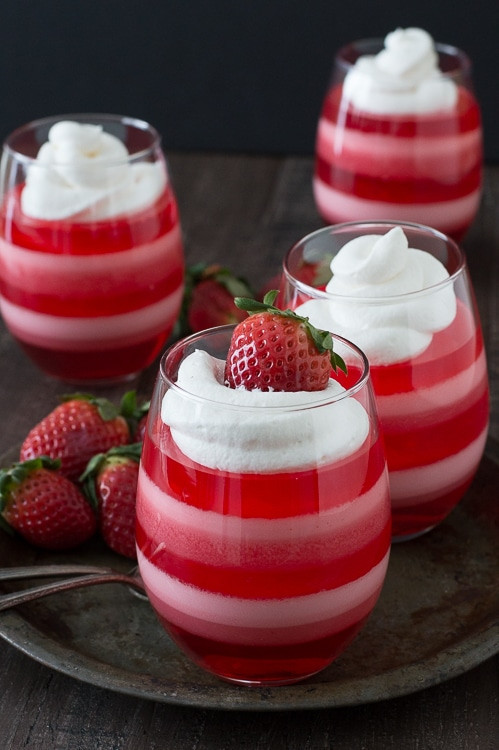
282, 221, 490, 541
313, 34, 483, 241
136, 325, 391, 686
0, 114, 184, 384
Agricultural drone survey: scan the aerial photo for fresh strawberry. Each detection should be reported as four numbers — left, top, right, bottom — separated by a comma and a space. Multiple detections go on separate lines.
19, 391, 147, 481
133, 414, 148, 443
289, 255, 334, 290
259, 256, 332, 302
0, 457, 96, 550
176, 263, 254, 336
224, 290, 346, 391
80, 444, 142, 559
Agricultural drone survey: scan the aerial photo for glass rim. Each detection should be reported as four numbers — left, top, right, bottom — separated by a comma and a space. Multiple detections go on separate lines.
335, 38, 472, 79
159, 323, 371, 413
2, 113, 163, 167
283, 220, 466, 305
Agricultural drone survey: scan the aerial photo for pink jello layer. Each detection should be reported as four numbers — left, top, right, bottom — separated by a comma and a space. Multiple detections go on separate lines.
369, 301, 489, 537
150, 590, 377, 684
313, 85, 482, 239
313, 179, 481, 241
136, 428, 390, 682
0, 185, 184, 380
136, 461, 390, 598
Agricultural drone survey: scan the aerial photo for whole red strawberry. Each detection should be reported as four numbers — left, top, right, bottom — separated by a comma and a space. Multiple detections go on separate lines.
0, 457, 96, 550
19, 391, 146, 481
177, 263, 254, 336
224, 290, 346, 391
258, 256, 333, 302
80, 444, 142, 559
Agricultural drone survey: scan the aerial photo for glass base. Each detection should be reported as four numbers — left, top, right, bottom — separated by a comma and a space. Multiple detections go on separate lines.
217, 668, 326, 688
391, 525, 436, 543
126, 568, 148, 601
15, 334, 166, 389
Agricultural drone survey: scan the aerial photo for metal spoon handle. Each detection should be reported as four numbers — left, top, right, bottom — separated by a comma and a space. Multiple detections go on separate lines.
0, 564, 116, 582
0, 572, 145, 611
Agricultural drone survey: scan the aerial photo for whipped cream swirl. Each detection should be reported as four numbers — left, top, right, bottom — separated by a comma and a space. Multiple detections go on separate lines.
343, 27, 458, 114
162, 349, 369, 472
297, 227, 457, 365
21, 121, 166, 220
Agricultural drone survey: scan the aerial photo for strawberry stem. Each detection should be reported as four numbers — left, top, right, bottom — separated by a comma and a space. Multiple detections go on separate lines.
234, 291, 348, 374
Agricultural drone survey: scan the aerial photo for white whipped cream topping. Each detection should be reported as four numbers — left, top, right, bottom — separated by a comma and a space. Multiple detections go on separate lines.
21, 121, 166, 220
161, 349, 369, 472
343, 27, 458, 114
296, 227, 457, 365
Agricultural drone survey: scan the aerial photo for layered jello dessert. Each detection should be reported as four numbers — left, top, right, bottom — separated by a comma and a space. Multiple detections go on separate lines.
314, 28, 483, 240
136, 313, 391, 685
283, 222, 489, 540
0, 115, 184, 383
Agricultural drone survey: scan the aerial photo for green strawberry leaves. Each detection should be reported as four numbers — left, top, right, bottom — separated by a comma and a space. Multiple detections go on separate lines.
60, 390, 150, 434
60, 392, 120, 421
175, 263, 255, 337
79, 442, 143, 509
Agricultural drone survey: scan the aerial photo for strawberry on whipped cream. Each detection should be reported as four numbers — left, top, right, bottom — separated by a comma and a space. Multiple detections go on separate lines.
0, 115, 184, 383
161, 348, 369, 471
314, 28, 483, 240
136, 325, 390, 684
286, 223, 489, 539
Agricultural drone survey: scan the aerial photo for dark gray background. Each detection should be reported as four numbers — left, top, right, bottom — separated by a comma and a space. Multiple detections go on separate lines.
1, 1, 498, 160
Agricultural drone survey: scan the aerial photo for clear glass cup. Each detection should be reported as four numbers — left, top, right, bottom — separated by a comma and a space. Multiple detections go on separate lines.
282, 221, 490, 540
313, 38, 483, 241
136, 325, 391, 686
0, 114, 184, 384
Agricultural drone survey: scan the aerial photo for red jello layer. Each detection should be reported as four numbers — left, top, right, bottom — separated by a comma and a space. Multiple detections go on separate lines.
0, 183, 184, 380
391, 473, 477, 539
137, 518, 390, 598
17, 334, 171, 383
137, 425, 390, 601
137, 427, 390, 682
321, 85, 481, 137
0, 186, 183, 317
154, 611, 369, 684
141, 425, 386, 519
369, 300, 482, 395
314, 84, 482, 213
1, 183, 180, 254
382, 381, 488, 470
368, 300, 489, 471
1, 261, 183, 317
315, 157, 481, 203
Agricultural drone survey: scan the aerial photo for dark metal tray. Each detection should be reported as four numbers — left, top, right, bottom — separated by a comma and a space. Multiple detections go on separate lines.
0, 440, 497, 711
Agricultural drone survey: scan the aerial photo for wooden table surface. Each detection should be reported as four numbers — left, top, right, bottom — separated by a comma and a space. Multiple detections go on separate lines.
0, 153, 497, 749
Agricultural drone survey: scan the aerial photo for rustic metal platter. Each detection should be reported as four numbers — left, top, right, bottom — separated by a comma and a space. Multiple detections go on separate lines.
0, 440, 497, 711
